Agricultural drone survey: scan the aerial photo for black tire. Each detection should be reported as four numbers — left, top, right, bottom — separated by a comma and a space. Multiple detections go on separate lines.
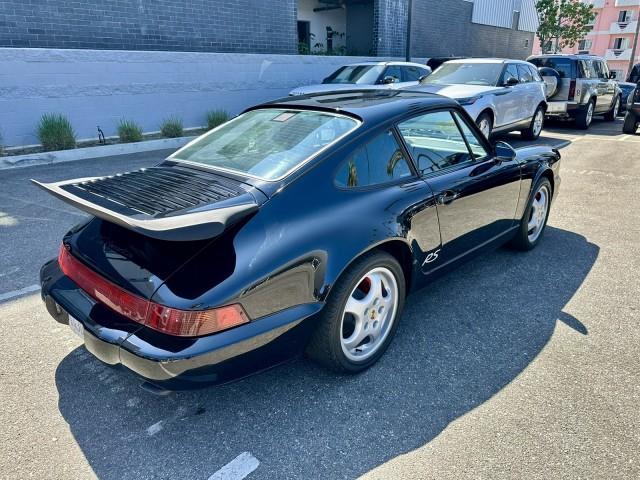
509, 178, 553, 251
476, 112, 493, 139
521, 105, 545, 140
575, 100, 595, 130
306, 251, 406, 373
623, 111, 638, 134
604, 95, 621, 121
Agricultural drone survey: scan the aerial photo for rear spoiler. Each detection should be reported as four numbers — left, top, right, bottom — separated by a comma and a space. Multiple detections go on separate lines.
32, 166, 259, 241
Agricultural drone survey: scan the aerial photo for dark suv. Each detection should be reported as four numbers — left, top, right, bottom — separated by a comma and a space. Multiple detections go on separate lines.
623, 79, 639, 134
528, 54, 622, 129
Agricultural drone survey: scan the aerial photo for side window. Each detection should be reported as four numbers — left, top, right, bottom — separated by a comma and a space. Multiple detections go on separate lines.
528, 65, 542, 82
593, 61, 606, 79
402, 66, 421, 82
501, 64, 519, 85
382, 65, 402, 83
335, 130, 412, 188
517, 64, 534, 83
451, 112, 490, 160
397, 110, 477, 174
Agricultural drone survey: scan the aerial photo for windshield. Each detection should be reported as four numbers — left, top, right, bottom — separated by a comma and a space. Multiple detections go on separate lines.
322, 65, 385, 85
172, 109, 359, 180
425, 63, 503, 86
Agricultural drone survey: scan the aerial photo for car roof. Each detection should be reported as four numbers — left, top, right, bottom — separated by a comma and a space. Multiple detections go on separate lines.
445, 58, 530, 64
529, 53, 605, 61
249, 90, 458, 123
343, 61, 428, 68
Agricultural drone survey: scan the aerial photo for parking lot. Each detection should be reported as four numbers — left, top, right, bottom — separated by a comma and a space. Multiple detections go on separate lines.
1, 118, 639, 479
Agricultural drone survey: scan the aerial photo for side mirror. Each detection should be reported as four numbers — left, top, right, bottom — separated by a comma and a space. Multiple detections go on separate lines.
494, 141, 517, 162
382, 76, 397, 85
418, 74, 429, 83
505, 76, 520, 87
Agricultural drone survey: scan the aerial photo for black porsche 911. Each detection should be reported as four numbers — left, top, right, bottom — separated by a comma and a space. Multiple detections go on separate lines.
37, 90, 560, 391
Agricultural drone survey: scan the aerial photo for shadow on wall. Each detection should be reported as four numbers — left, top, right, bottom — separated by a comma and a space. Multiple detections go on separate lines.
55, 227, 598, 479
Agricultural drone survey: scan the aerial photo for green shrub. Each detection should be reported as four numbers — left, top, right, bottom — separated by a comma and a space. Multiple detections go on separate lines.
160, 116, 183, 138
206, 110, 229, 130
37, 113, 76, 151
117, 119, 143, 143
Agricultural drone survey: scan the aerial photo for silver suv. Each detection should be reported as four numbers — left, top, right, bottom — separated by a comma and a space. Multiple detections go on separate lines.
528, 54, 622, 129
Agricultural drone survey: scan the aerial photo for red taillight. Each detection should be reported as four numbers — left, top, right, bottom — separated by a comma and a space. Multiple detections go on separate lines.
58, 245, 250, 336
568, 80, 576, 101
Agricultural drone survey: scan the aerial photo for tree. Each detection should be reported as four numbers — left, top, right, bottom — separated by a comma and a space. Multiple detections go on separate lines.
536, 0, 596, 53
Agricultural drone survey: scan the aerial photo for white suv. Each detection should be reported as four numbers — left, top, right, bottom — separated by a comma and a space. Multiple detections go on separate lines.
407, 58, 548, 139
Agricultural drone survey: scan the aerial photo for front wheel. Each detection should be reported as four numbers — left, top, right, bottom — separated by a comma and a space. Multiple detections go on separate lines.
476, 112, 493, 139
306, 251, 405, 373
509, 178, 552, 251
521, 106, 545, 140
604, 96, 621, 121
623, 111, 638, 134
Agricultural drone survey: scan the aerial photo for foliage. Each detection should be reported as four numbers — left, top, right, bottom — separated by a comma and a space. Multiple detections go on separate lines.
536, 0, 596, 53
37, 113, 76, 151
206, 110, 230, 130
160, 116, 184, 138
117, 119, 143, 143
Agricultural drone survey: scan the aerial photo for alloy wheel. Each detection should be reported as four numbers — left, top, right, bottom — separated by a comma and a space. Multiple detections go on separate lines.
478, 118, 491, 138
613, 97, 620, 117
533, 109, 544, 137
340, 267, 399, 362
586, 102, 594, 126
527, 185, 549, 243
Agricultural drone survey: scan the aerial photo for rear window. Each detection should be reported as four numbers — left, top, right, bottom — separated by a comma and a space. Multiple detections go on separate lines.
173, 109, 360, 180
529, 58, 575, 78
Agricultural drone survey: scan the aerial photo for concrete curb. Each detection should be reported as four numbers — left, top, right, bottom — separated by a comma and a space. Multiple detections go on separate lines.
0, 136, 195, 170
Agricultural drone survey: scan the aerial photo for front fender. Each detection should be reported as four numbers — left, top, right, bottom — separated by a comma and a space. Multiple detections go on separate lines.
514, 146, 561, 219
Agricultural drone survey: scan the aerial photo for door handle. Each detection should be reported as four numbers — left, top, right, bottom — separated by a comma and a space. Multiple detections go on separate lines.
438, 190, 460, 205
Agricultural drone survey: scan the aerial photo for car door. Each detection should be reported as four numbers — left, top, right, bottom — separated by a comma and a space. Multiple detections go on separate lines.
396, 109, 521, 265
496, 63, 522, 127
593, 60, 613, 112
516, 64, 537, 121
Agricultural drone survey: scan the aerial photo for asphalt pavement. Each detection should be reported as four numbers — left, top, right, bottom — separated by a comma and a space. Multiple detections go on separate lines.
0, 119, 638, 479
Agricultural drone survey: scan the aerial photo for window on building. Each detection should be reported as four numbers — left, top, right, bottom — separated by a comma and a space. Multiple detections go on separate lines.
335, 130, 412, 188
618, 10, 632, 23
613, 37, 629, 50
578, 39, 592, 52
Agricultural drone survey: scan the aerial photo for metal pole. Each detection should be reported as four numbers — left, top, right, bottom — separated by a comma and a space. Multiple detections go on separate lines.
627, 6, 640, 80
405, 0, 413, 62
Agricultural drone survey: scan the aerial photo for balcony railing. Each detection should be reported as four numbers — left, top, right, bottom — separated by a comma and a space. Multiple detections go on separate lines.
615, 0, 640, 7
605, 48, 632, 61
609, 20, 638, 34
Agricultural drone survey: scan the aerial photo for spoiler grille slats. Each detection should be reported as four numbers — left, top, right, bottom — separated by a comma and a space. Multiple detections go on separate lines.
66, 166, 245, 217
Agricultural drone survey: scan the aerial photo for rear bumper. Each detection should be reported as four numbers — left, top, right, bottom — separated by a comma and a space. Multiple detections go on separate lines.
545, 101, 584, 118
40, 259, 323, 390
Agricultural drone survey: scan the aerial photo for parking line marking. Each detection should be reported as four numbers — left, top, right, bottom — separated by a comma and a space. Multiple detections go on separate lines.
146, 420, 164, 436
208, 452, 260, 480
618, 134, 631, 141
0, 284, 40, 302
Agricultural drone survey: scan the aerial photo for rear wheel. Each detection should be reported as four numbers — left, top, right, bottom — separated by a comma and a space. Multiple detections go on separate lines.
575, 100, 594, 130
623, 111, 638, 134
476, 112, 493, 139
306, 251, 405, 373
509, 178, 552, 251
604, 96, 621, 121
521, 106, 545, 140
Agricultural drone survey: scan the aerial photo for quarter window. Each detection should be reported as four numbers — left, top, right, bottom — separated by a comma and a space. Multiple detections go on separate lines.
397, 110, 481, 174
335, 130, 412, 188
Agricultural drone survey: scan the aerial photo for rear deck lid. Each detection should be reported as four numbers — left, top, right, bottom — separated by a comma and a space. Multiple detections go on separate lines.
33, 163, 262, 241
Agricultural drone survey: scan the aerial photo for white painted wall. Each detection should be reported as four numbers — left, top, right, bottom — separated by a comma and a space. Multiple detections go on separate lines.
297, 0, 347, 52
0, 48, 419, 147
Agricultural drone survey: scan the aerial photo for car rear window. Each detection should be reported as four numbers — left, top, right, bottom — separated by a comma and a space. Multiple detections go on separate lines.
529, 58, 575, 78
172, 109, 360, 180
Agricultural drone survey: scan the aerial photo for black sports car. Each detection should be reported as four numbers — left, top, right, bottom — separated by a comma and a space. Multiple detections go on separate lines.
37, 90, 561, 391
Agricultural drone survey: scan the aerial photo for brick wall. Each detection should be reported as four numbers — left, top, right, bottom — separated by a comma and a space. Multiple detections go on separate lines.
411, 0, 534, 60
0, 0, 298, 54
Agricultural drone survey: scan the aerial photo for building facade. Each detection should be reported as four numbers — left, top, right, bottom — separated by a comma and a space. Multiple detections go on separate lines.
0, 0, 538, 59
533, 0, 640, 80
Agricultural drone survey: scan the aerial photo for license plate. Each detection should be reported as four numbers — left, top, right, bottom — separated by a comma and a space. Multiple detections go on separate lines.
547, 102, 567, 113
69, 315, 85, 340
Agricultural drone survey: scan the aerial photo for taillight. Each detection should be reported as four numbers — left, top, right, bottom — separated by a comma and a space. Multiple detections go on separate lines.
568, 80, 576, 101
58, 246, 250, 336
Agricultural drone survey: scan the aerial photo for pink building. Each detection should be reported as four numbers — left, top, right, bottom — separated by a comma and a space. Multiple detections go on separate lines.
534, 0, 640, 80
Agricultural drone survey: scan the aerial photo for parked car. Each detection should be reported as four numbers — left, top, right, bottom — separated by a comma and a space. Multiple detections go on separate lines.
36, 90, 561, 390
408, 58, 547, 139
628, 63, 640, 84
288, 61, 431, 96
623, 79, 640, 134
527, 54, 622, 129
617, 81, 637, 113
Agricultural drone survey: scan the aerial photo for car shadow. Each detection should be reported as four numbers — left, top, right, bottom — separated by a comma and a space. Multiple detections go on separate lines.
55, 226, 598, 479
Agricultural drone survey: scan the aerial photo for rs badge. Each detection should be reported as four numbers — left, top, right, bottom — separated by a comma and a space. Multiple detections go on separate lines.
422, 249, 441, 267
